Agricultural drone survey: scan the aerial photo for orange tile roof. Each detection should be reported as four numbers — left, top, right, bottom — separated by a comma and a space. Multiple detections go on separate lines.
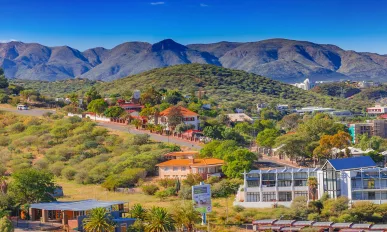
156, 158, 224, 167
164, 151, 199, 157
159, 106, 198, 117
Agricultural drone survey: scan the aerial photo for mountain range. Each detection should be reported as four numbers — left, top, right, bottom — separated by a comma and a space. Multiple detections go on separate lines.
1, 38, 387, 82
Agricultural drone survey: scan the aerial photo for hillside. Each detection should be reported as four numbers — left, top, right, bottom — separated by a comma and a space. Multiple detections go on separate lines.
98, 64, 371, 112
10, 78, 99, 97
1, 39, 387, 82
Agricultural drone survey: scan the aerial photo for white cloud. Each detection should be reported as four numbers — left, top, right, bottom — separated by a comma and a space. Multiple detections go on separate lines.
150, 2, 165, 5
200, 3, 208, 7
0, 39, 17, 43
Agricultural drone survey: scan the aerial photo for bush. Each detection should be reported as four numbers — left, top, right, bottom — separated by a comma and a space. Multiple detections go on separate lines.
61, 166, 77, 180
233, 205, 245, 213
49, 162, 65, 176
155, 190, 169, 201
0, 137, 10, 147
132, 134, 150, 145
158, 178, 176, 188
211, 179, 243, 198
8, 123, 25, 133
178, 185, 192, 200
0, 216, 13, 232
183, 173, 204, 186
141, 184, 159, 195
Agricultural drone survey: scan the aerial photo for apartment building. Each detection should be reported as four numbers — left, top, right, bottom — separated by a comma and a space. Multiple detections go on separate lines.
349, 120, 387, 140
235, 156, 387, 208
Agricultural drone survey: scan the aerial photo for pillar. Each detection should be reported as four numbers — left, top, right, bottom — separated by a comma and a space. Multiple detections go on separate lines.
29, 208, 36, 221
62, 211, 68, 226
42, 210, 49, 223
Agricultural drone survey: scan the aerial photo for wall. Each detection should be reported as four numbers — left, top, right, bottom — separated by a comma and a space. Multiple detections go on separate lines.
159, 166, 191, 179
233, 201, 292, 208
85, 114, 111, 122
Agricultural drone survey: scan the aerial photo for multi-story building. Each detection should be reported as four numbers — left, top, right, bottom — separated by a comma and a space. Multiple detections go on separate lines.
158, 106, 200, 130
235, 156, 387, 208
293, 78, 312, 90
349, 120, 387, 141
366, 105, 387, 116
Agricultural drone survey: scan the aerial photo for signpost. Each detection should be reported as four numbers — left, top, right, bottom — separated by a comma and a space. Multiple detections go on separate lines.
192, 182, 212, 225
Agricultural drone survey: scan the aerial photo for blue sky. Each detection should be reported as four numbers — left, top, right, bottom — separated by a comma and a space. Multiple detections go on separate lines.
1, 0, 387, 54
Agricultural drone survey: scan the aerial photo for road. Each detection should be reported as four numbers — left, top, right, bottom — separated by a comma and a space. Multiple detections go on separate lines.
0, 106, 203, 149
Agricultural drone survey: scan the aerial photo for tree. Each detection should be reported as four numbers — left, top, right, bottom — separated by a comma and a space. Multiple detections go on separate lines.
222, 148, 256, 178
67, 93, 79, 107
104, 106, 124, 118
0, 69, 9, 89
290, 196, 309, 220
164, 90, 183, 105
131, 119, 143, 129
308, 177, 318, 201
145, 206, 175, 232
0, 216, 13, 232
88, 99, 108, 120
131, 204, 147, 220
279, 113, 300, 132
313, 131, 351, 159
85, 86, 102, 104
166, 106, 183, 130
140, 87, 162, 106
172, 202, 200, 232
83, 207, 115, 232
256, 128, 279, 148
8, 168, 55, 204
50, 126, 68, 143
203, 125, 224, 140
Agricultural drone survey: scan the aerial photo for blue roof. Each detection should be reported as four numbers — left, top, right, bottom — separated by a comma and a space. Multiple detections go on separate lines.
327, 156, 376, 170
30, 199, 126, 211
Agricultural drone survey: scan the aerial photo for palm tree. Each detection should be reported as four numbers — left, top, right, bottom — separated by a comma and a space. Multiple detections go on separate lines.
144, 206, 175, 232
146, 124, 156, 133
131, 119, 143, 129
155, 125, 164, 135
83, 208, 115, 232
131, 204, 147, 220
308, 177, 318, 201
172, 202, 200, 232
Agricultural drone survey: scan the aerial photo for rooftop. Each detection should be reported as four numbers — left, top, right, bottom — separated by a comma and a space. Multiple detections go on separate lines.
164, 151, 199, 157
248, 167, 320, 174
226, 113, 253, 122
159, 106, 198, 117
30, 200, 126, 211
326, 156, 376, 171
156, 158, 224, 167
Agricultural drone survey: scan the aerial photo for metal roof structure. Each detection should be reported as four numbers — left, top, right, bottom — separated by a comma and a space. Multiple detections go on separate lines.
30, 200, 126, 211
248, 167, 319, 174
326, 156, 376, 171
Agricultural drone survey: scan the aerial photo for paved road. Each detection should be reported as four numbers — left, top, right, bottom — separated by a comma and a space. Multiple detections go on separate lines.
0, 106, 203, 150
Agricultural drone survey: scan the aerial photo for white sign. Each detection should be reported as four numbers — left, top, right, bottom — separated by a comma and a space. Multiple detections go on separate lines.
192, 184, 212, 213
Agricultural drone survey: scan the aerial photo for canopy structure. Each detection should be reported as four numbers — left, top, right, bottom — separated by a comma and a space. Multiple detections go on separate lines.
30, 199, 126, 211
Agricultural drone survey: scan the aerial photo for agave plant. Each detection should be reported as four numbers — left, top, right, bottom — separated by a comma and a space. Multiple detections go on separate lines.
144, 206, 175, 232
83, 208, 115, 232
130, 204, 147, 220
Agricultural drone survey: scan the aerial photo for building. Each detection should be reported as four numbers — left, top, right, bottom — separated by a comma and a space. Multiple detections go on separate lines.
293, 78, 312, 90
29, 200, 134, 232
349, 120, 387, 140
227, 113, 253, 122
328, 110, 353, 117
295, 106, 335, 115
358, 81, 380, 89
156, 158, 224, 179
158, 106, 200, 130
366, 105, 387, 116
235, 156, 387, 208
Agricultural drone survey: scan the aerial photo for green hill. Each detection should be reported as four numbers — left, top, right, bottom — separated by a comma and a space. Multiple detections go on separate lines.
98, 64, 371, 112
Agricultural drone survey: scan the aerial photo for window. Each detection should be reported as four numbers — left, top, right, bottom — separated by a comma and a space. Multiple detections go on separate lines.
294, 180, 307, 186
294, 172, 308, 179
164, 167, 169, 171
294, 191, 308, 198
262, 192, 276, 202
247, 180, 260, 187
262, 180, 276, 187
182, 167, 186, 171
278, 180, 292, 187
247, 192, 260, 202
278, 192, 292, 202
173, 167, 178, 171
164, 175, 170, 178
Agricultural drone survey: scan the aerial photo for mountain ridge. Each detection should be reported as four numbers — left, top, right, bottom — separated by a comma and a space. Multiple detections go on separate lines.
1, 38, 387, 82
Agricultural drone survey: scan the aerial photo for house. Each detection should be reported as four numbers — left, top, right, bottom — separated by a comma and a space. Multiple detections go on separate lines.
29, 200, 134, 232
367, 104, 387, 116
295, 106, 335, 115
118, 103, 144, 112
156, 158, 224, 180
293, 78, 312, 90
158, 106, 200, 130
235, 156, 387, 208
227, 113, 253, 122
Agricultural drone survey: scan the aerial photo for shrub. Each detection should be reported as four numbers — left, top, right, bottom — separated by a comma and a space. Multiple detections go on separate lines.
233, 205, 245, 213
61, 166, 77, 180
0, 137, 10, 147
211, 179, 243, 198
132, 134, 150, 146
178, 185, 192, 200
34, 159, 49, 170
155, 190, 169, 201
141, 184, 159, 195
8, 123, 25, 133
183, 173, 204, 186
158, 178, 176, 188
49, 162, 65, 176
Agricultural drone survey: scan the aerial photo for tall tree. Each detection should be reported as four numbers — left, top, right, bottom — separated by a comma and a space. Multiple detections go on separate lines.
67, 93, 79, 107
8, 168, 55, 204
140, 87, 162, 106
256, 128, 280, 148
166, 106, 183, 130
88, 99, 108, 120
83, 207, 115, 232
172, 202, 200, 232
0, 68, 9, 89
145, 206, 175, 232
85, 87, 102, 104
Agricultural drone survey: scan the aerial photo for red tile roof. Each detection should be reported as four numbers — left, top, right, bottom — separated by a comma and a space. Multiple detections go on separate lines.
156, 158, 224, 167
159, 106, 198, 117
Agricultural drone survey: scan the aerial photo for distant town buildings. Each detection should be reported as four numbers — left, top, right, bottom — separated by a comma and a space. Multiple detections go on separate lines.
349, 120, 387, 141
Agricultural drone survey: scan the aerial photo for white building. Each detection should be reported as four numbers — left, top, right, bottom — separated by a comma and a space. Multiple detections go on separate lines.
158, 106, 200, 130
367, 105, 387, 116
293, 78, 312, 90
328, 110, 353, 117
296, 106, 335, 115
235, 156, 387, 208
